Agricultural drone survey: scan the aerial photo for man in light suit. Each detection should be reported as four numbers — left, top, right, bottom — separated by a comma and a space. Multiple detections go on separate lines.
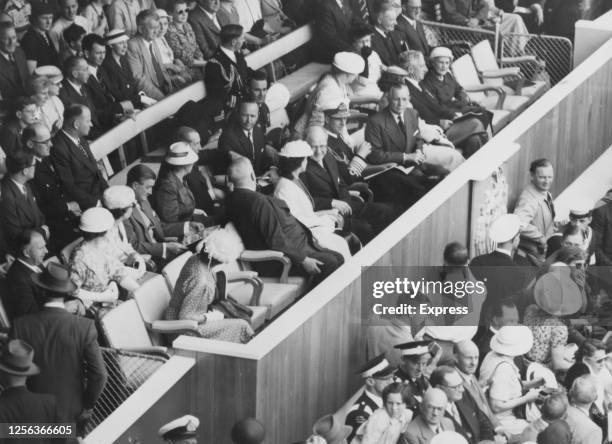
188, 0, 222, 60
12, 262, 107, 436
127, 10, 172, 101
397, 0, 430, 55
565, 375, 603, 444
50, 104, 108, 210
400, 388, 455, 444
0, 22, 29, 112
513, 158, 556, 263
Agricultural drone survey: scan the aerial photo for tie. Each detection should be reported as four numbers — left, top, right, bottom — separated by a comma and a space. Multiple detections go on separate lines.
247, 131, 254, 159
356, 0, 369, 21
397, 114, 406, 134
149, 43, 166, 87
77, 140, 90, 159
42, 32, 51, 47
449, 403, 462, 425
545, 193, 556, 219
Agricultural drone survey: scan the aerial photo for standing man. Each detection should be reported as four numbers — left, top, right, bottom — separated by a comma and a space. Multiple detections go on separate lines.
189, 0, 223, 60
313, 0, 362, 63
59, 56, 102, 136
48, 0, 91, 52
12, 262, 108, 435
345, 354, 395, 442
396, 0, 430, 56
371, 3, 406, 66
0, 22, 29, 111
51, 104, 109, 210
591, 197, 612, 265
513, 158, 556, 263
20, 2, 59, 73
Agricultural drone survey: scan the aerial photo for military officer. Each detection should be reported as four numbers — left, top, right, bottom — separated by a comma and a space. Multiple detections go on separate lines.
394, 340, 432, 405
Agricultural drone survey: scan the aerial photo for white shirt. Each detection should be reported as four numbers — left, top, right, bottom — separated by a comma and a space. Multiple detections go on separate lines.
61, 129, 81, 147
406, 77, 422, 91
44, 301, 66, 309
220, 45, 237, 63
375, 26, 387, 38
494, 247, 513, 257
10, 178, 27, 195
66, 79, 83, 95
17, 258, 42, 273
88, 64, 98, 79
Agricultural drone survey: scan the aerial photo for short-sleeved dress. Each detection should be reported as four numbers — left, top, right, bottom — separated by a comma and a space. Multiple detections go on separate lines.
164, 254, 254, 343
523, 304, 568, 367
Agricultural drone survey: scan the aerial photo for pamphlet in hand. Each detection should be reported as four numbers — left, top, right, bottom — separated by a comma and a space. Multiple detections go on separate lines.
453, 111, 485, 123
363, 164, 415, 181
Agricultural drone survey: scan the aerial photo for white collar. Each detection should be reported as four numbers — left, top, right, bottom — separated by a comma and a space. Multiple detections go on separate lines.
401, 14, 416, 26
406, 77, 421, 90
202, 7, 218, 22
61, 129, 81, 147
67, 78, 83, 94
220, 45, 237, 63
364, 389, 383, 407
375, 26, 387, 38
88, 64, 98, 77
494, 247, 513, 257
44, 301, 66, 309
10, 178, 27, 194
17, 258, 43, 273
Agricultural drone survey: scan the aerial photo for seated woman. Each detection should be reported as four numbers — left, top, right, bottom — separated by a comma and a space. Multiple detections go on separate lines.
479, 325, 544, 435
166, 0, 206, 78
355, 382, 414, 444
153, 142, 212, 227
274, 141, 351, 262
164, 228, 254, 343
401, 50, 488, 158
102, 185, 151, 272
420, 47, 493, 134
155, 9, 192, 89
28, 71, 64, 135
69, 207, 142, 312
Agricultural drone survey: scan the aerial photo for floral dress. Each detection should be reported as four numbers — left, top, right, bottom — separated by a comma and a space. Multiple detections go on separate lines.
70, 238, 132, 293
164, 254, 254, 343
165, 22, 204, 79
523, 304, 568, 366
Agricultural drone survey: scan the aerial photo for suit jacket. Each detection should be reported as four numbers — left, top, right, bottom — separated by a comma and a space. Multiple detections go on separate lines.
218, 123, 268, 176
442, 0, 489, 25
226, 187, 318, 265
396, 15, 430, 56
31, 157, 72, 223
50, 131, 108, 210
85, 69, 123, 130
0, 177, 46, 253
0, 48, 29, 103
406, 80, 455, 125
140, 199, 185, 239
126, 34, 169, 101
101, 53, 141, 106
12, 306, 108, 422
0, 386, 62, 444
152, 172, 197, 224
446, 391, 495, 443
513, 183, 555, 244
592, 200, 612, 265
188, 5, 221, 60
0, 119, 23, 156
371, 28, 406, 66
400, 414, 455, 444
4, 259, 43, 322
326, 132, 363, 185
565, 405, 602, 444
19, 27, 60, 68
58, 80, 101, 131
365, 107, 422, 164
301, 154, 351, 211
204, 47, 251, 105
313, 0, 358, 62
124, 204, 165, 258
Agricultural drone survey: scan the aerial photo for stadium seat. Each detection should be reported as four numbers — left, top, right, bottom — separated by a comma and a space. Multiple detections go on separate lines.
161, 251, 194, 293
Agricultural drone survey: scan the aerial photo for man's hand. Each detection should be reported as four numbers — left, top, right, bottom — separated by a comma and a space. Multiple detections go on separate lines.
439, 119, 453, 130
356, 141, 372, 158
65, 299, 86, 316
166, 242, 187, 255
302, 257, 324, 274
530, 4, 544, 25
67, 201, 82, 217
404, 151, 425, 165
331, 199, 352, 216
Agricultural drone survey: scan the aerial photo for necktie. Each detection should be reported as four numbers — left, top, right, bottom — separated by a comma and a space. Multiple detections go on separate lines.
149, 43, 165, 87
397, 114, 406, 134
546, 193, 556, 219
449, 403, 462, 425
247, 131, 254, 159
356, 0, 369, 21
42, 32, 51, 47
77, 140, 90, 159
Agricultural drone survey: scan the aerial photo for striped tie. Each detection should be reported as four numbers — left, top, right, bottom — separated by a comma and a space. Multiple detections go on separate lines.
356, 0, 369, 21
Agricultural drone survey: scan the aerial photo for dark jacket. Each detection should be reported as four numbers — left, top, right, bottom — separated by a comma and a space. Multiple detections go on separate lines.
301, 154, 351, 211
446, 390, 496, 443
592, 200, 612, 265
371, 28, 406, 66
30, 157, 73, 224
12, 306, 108, 422
50, 131, 109, 210
85, 69, 123, 130
0, 119, 23, 156
188, 5, 222, 60
218, 122, 269, 176
124, 203, 166, 258
152, 172, 197, 224
406, 80, 455, 124
313, 0, 359, 62
58, 80, 102, 134
101, 53, 142, 107
0, 47, 29, 105
204, 47, 251, 108
20, 28, 60, 68
4, 259, 43, 322
396, 15, 430, 56
365, 107, 422, 164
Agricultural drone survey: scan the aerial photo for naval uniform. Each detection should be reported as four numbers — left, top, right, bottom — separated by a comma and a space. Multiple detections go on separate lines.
345, 390, 382, 443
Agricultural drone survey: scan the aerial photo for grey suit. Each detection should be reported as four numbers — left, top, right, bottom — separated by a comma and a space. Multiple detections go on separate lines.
565, 405, 602, 444
188, 5, 221, 60
365, 107, 422, 165
400, 415, 455, 444
126, 34, 169, 100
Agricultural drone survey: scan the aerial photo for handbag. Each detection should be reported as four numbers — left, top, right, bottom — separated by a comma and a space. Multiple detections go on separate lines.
210, 271, 253, 323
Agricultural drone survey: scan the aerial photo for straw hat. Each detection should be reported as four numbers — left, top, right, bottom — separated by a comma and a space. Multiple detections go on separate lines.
105, 29, 129, 45
490, 325, 534, 357
279, 140, 313, 158
165, 142, 198, 166
79, 207, 115, 233
332, 52, 365, 75
102, 185, 136, 210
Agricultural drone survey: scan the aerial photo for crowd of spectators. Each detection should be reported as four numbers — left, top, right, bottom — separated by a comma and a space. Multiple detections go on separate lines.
0, 0, 610, 441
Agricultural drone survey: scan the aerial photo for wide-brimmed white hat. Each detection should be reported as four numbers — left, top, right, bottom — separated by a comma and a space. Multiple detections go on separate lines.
534, 267, 583, 316
430, 46, 453, 60
34, 65, 63, 83
103, 185, 136, 210
569, 201, 593, 219
490, 325, 534, 357
431, 431, 467, 444
279, 140, 313, 158
419, 325, 478, 343
489, 213, 521, 243
79, 207, 115, 233
105, 28, 129, 45
165, 142, 198, 166
332, 51, 365, 75
265, 83, 290, 112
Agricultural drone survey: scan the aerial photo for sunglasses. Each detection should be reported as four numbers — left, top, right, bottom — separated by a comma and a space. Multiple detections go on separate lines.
176, 9, 188, 13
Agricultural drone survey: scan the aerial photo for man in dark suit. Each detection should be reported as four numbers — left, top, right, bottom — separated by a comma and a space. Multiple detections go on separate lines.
205, 24, 252, 114
0, 150, 48, 255
227, 157, 344, 285
19, 2, 59, 73
50, 104, 109, 210
4, 230, 47, 322
23, 123, 81, 251
592, 199, 612, 265
313, 0, 362, 62
189, 0, 223, 60
371, 4, 407, 66
430, 366, 497, 443
0, 97, 41, 156
12, 262, 108, 435
397, 0, 430, 55
0, 339, 63, 442
0, 22, 29, 112
218, 101, 274, 177
101, 29, 144, 109
125, 165, 189, 267
302, 125, 394, 244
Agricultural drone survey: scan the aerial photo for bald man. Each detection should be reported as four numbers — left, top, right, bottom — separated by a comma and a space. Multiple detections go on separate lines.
453, 340, 501, 429
226, 157, 344, 286
401, 388, 455, 444
23, 123, 81, 251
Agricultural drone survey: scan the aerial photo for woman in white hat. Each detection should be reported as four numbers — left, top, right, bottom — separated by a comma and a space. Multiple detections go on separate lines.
33, 65, 65, 133
155, 9, 192, 88
479, 325, 543, 435
421, 46, 492, 130
273, 141, 351, 261
70, 207, 142, 312
294, 51, 366, 138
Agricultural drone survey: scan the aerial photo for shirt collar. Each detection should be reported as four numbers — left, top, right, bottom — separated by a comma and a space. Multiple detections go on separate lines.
88, 64, 98, 78
375, 26, 387, 38
402, 14, 416, 26
67, 79, 82, 94
528, 182, 551, 200
17, 258, 43, 273
406, 77, 421, 90
61, 129, 81, 147
201, 7, 217, 21
364, 389, 383, 408
220, 45, 236, 63
44, 301, 66, 309
10, 178, 27, 194
494, 247, 513, 257
0, 50, 11, 61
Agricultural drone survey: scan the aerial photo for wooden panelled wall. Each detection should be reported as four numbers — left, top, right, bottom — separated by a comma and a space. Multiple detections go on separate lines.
107, 41, 612, 444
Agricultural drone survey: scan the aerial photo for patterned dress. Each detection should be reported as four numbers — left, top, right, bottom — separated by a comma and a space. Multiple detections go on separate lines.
164, 255, 254, 343
166, 22, 203, 69
523, 304, 568, 366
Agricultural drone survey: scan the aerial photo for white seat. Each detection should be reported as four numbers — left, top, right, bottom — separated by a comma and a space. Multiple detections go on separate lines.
133, 275, 173, 345
161, 251, 193, 293
101, 300, 155, 349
